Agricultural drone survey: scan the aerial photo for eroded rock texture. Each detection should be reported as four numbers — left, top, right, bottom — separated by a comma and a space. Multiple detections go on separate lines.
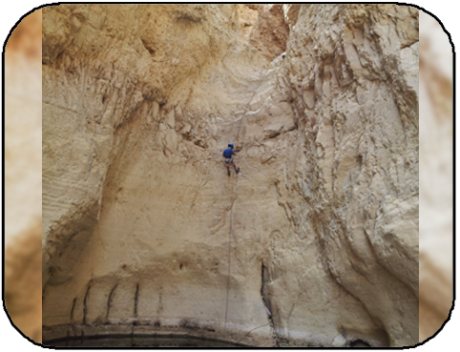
42, 5, 419, 347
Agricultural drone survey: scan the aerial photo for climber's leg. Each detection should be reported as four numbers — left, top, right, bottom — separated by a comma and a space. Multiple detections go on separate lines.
225, 159, 230, 176
225, 157, 233, 176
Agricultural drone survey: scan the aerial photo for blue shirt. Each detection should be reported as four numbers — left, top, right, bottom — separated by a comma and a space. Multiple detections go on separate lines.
223, 148, 235, 158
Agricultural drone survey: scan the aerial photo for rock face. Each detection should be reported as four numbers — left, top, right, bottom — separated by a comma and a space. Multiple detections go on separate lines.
42, 5, 419, 347
250, 5, 290, 61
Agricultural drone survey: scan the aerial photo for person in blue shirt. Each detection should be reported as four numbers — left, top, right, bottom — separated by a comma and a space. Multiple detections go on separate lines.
223, 143, 240, 176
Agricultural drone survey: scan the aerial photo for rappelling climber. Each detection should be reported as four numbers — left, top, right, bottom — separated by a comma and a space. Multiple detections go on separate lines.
223, 143, 240, 176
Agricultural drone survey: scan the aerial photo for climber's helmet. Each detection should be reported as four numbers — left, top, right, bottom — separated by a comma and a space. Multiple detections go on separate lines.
228, 143, 234, 149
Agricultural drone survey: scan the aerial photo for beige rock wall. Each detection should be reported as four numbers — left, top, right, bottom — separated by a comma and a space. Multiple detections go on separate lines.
281, 4, 419, 346
42, 4, 420, 347
250, 5, 290, 61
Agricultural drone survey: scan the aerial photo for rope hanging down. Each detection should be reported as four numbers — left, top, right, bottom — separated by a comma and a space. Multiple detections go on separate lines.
223, 67, 272, 335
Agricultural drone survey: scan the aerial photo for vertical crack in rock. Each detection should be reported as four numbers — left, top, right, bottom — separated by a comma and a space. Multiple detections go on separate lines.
261, 262, 279, 347
96, 176, 105, 221
133, 283, 140, 321
66, 329, 70, 345
82, 283, 91, 325
70, 297, 77, 323
224, 197, 236, 331
105, 284, 118, 324
42, 283, 48, 306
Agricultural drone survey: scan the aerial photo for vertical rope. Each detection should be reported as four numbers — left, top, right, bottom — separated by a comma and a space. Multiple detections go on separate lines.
224, 67, 272, 337
224, 198, 235, 330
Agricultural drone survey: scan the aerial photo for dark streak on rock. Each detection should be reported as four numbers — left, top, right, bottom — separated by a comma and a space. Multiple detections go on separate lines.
71, 323, 78, 338
105, 284, 118, 323
260, 263, 271, 313
133, 283, 140, 320
42, 283, 48, 304
80, 329, 84, 344
261, 262, 279, 347
70, 297, 77, 322
83, 283, 91, 325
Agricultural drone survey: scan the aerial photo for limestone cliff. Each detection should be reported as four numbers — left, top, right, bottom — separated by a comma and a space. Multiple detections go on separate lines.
42, 4, 419, 347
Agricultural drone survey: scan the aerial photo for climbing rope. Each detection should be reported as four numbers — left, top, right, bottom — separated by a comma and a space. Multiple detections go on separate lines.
223, 197, 235, 330
223, 66, 274, 338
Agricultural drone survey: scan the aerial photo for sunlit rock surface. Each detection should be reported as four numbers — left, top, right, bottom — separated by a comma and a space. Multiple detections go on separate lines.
42, 4, 422, 347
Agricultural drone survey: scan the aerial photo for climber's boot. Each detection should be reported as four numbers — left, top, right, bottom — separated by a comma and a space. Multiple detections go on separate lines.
236, 168, 240, 174
228, 170, 231, 176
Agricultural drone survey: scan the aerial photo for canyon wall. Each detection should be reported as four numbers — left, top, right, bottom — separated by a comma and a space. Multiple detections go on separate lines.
42, 4, 419, 347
